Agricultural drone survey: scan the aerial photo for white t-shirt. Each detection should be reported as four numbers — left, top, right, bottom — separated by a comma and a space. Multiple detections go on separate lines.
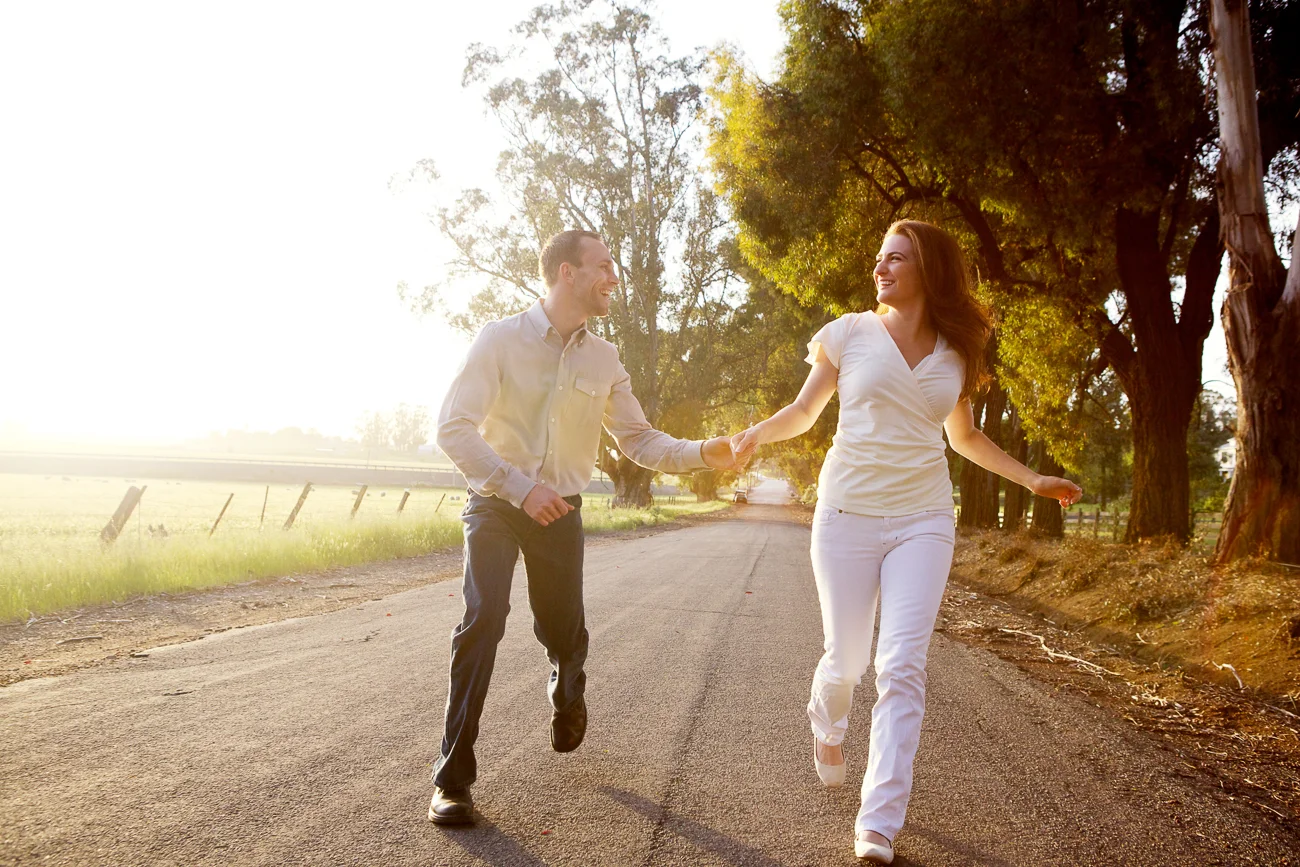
809, 310, 964, 516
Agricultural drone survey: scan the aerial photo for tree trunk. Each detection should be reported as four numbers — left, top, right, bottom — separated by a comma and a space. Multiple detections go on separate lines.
1125, 377, 1193, 542
611, 455, 655, 508
1109, 208, 1206, 543
1002, 409, 1030, 532
1030, 446, 1064, 537
691, 470, 720, 502
1210, 0, 1300, 563
957, 380, 1006, 530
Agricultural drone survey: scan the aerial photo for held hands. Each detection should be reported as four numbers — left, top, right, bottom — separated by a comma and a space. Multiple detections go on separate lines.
702, 436, 747, 472
521, 485, 574, 527
1032, 475, 1083, 509
730, 426, 761, 466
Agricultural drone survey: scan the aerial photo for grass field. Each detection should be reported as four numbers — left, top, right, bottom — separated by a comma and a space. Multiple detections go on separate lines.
0, 474, 728, 622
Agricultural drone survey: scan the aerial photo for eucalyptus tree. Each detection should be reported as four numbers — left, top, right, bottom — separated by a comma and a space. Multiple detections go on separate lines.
1208, 0, 1300, 562
710, 0, 1298, 542
411, 1, 751, 506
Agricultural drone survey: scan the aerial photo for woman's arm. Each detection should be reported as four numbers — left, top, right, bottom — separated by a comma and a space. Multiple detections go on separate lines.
944, 398, 1083, 507
731, 348, 839, 460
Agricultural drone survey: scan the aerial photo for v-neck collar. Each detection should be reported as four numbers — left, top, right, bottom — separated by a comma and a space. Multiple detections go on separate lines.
869, 311, 942, 376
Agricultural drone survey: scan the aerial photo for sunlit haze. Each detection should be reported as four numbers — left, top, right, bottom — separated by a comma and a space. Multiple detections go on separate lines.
1, 2, 784, 446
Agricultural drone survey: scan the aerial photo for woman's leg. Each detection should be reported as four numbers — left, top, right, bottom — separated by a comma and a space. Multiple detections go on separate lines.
807, 507, 886, 748
857, 511, 955, 841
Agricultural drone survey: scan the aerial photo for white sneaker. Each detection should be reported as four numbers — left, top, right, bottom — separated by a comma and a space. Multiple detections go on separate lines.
855, 832, 893, 863
813, 739, 845, 787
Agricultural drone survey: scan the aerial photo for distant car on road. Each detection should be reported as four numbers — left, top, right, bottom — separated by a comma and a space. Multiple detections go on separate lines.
733, 489, 748, 504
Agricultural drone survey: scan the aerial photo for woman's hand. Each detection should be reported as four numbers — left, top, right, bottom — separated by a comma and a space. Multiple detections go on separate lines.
1032, 475, 1083, 508
730, 427, 761, 464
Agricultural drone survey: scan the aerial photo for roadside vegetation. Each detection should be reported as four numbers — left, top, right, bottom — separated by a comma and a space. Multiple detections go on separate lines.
0, 473, 727, 622
952, 530, 1300, 703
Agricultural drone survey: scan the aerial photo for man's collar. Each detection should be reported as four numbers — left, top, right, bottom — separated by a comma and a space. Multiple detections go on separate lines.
528, 298, 589, 344
525, 299, 554, 339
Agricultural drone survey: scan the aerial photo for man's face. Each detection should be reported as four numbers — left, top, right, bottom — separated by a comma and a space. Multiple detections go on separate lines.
566, 237, 618, 318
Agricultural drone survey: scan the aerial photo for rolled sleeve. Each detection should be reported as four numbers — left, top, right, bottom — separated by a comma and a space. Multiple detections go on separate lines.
601, 362, 709, 474
436, 323, 537, 507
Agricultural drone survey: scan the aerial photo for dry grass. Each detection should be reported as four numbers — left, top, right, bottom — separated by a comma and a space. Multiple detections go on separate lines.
952, 530, 1300, 701
0, 471, 730, 622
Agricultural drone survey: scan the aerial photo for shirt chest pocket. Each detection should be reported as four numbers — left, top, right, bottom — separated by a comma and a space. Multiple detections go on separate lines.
568, 375, 612, 419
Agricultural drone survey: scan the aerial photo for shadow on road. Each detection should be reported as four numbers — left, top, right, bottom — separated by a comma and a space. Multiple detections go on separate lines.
435, 816, 548, 867
905, 825, 1014, 867
602, 786, 788, 866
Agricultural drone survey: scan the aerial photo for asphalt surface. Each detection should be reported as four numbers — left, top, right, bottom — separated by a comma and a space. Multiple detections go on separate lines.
3, 489, 1296, 865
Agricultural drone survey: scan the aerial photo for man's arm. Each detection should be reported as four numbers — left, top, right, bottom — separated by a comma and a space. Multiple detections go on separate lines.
602, 362, 739, 473
435, 324, 538, 509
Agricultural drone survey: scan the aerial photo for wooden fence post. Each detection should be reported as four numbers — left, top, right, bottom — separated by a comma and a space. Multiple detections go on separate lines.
350, 485, 368, 520
101, 485, 147, 545
397, 489, 411, 514
1093, 508, 1100, 538
433, 493, 446, 513
283, 483, 312, 530
209, 493, 234, 537
259, 485, 269, 530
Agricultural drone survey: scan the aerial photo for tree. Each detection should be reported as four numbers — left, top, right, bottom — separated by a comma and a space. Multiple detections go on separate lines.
710, 0, 1298, 543
1188, 391, 1234, 516
390, 404, 432, 454
1209, 0, 1300, 562
357, 411, 391, 450
1076, 370, 1133, 512
411, 1, 747, 507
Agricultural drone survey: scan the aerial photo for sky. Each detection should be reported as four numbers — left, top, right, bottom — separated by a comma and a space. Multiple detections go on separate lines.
0, 1, 786, 445
0, 1, 1247, 449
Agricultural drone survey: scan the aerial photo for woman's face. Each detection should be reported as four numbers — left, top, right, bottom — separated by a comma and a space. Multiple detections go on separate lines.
873, 233, 923, 310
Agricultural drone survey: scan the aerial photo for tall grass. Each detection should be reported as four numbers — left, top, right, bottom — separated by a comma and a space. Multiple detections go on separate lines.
1, 497, 729, 622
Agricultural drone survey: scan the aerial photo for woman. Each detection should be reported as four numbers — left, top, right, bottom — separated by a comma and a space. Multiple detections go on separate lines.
730, 220, 1081, 863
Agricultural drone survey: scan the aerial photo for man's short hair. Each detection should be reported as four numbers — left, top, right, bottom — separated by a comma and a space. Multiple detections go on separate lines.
539, 230, 604, 286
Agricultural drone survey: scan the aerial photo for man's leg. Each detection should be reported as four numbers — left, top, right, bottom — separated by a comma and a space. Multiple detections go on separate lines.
521, 495, 588, 729
432, 494, 523, 793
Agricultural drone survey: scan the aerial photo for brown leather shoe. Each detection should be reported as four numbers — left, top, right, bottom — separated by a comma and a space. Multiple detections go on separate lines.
428, 786, 474, 825
550, 696, 587, 753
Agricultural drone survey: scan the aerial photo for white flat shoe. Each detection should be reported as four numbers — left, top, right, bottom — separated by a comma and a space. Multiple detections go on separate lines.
813, 740, 844, 787
855, 833, 893, 863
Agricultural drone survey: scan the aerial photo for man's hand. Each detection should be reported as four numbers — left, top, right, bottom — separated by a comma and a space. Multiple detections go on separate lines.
521, 485, 574, 526
702, 436, 745, 471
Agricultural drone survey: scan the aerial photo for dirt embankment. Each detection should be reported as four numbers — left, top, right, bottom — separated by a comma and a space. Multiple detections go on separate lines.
950, 530, 1300, 701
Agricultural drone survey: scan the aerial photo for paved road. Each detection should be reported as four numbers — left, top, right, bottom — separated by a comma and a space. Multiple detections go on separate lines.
744, 477, 797, 505
2, 508, 1295, 866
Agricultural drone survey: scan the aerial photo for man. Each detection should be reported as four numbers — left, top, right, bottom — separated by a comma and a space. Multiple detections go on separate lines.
429, 229, 740, 824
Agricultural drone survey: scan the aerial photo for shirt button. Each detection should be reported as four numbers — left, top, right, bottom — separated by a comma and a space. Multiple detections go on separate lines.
557, 385, 564, 391
551, 418, 556, 423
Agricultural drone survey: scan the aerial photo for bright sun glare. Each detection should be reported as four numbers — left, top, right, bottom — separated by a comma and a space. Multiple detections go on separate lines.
1, 1, 785, 447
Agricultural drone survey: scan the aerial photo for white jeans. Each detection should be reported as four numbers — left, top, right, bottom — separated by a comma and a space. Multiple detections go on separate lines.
807, 505, 955, 840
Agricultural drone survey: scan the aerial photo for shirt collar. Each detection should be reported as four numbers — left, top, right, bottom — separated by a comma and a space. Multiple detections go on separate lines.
526, 299, 589, 345
525, 300, 554, 340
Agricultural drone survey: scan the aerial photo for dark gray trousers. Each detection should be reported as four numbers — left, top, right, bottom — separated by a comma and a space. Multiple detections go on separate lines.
432, 491, 587, 790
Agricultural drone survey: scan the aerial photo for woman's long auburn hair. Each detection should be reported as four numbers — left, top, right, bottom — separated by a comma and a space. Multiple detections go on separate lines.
879, 220, 993, 399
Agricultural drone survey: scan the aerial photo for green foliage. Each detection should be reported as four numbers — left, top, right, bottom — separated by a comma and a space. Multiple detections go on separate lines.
1075, 370, 1132, 509
1188, 392, 1234, 514
410, 2, 765, 499
707, 0, 1300, 541
995, 295, 1097, 474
